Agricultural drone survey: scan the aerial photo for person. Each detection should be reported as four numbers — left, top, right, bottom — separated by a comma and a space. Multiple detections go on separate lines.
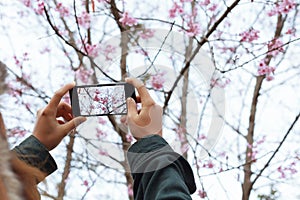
0, 82, 86, 200
125, 78, 196, 199
0, 78, 196, 199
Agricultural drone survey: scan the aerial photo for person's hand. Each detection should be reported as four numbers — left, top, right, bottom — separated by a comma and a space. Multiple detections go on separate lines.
125, 77, 163, 140
33, 82, 86, 151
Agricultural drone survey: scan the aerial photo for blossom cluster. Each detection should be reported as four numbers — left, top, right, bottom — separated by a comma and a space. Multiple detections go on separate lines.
75, 67, 94, 84
77, 11, 91, 29
168, 1, 202, 37
150, 71, 166, 90
268, 0, 296, 16
267, 38, 284, 56
119, 12, 138, 27
13, 53, 29, 69
139, 29, 155, 40
247, 136, 266, 162
239, 29, 260, 42
55, 2, 70, 17
96, 127, 107, 139
101, 44, 116, 61
85, 43, 100, 58
277, 161, 297, 178
169, 2, 184, 18
258, 60, 275, 81
21, 0, 44, 15
8, 127, 28, 138
198, 189, 207, 198
210, 76, 231, 88
81, 42, 116, 60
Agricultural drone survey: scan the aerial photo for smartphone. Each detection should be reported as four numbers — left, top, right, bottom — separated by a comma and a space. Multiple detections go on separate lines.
69, 82, 136, 117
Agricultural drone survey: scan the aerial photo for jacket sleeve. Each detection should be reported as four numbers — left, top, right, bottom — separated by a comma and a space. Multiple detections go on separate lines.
127, 135, 196, 200
12, 135, 57, 181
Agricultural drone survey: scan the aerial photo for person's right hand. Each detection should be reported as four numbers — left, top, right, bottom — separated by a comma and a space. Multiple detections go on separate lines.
125, 77, 163, 140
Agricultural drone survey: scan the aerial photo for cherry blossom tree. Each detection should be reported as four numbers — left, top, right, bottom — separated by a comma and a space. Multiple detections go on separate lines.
0, 0, 300, 199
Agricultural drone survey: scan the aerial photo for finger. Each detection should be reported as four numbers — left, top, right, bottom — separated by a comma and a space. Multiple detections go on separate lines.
61, 116, 87, 136
125, 77, 143, 88
127, 97, 138, 119
57, 102, 73, 121
46, 82, 75, 114
125, 77, 155, 106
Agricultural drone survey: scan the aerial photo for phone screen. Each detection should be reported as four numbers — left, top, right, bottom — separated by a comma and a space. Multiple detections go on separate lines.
70, 83, 136, 117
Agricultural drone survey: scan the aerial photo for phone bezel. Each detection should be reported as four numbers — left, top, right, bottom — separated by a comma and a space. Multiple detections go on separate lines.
69, 82, 136, 117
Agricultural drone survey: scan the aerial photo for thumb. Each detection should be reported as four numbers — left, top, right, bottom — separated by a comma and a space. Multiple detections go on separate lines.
61, 116, 87, 136
127, 97, 138, 119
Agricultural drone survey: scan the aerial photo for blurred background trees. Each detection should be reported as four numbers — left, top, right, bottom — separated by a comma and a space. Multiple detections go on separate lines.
0, 0, 299, 199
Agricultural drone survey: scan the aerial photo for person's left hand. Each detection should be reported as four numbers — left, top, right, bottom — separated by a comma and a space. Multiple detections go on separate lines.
33, 82, 86, 151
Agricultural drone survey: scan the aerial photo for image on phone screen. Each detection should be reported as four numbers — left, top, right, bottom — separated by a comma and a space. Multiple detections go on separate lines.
70, 83, 136, 117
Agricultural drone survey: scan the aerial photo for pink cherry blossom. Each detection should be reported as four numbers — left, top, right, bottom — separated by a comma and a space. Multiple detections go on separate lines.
93, 94, 100, 102
139, 29, 155, 40
135, 48, 149, 56
247, 151, 258, 162
9, 127, 27, 138
13, 53, 29, 69
267, 0, 296, 16
267, 38, 284, 56
77, 11, 91, 29
239, 29, 260, 42
98, 117, 107, 125
208, 4, 218, 12
119, 12, 138, 27
210, 76, 231, 88
285, 28, 296, 36
150, 71, 166, 90
277, 161, 298, 178
83, 180, 89, 187
75, 67, 94, 84
277, 166, 286, 178
198, 134, 207, 141
13, 56, 22, 68
169, 2, 184, 18
101, 44, 116, 61
257, 60, 275, 81
96, 128, 107, 139
219, 46, 236, 53
203, 160, 214, 168
256, 135, 266, 145
55, 2, 70, 17
21, 0, 31, 7
98, 148, 109, 156
34, 0, 44, 15
85, 43, 100, 58
199, 0, 210, 6
40, 47, 51, 54
198, 189, 207, 198
185, 20, 201, 37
